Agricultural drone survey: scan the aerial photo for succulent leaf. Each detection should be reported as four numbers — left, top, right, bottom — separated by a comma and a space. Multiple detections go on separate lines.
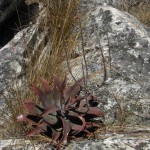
85, 122, 102, 129
68, 111, 86, 130
52, 129, 61, 143
60, 118, 71, 144
31, 86, 46, 107
76, 107, 104, 117
64, 78, 84, 98
53, 75, 63, 90
70, 123, 84, 132
61, 74, 67, 91
52, 87, 62, 108
43, 115, 58, 125
26, 126, 44, 136
23, 100, 35, 113
87, 107, 104, 116
17, 76, 104, 145
40, 104, 58, 116
39, 77, 51, 93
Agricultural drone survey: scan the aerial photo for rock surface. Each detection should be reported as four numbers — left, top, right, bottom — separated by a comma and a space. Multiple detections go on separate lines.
66, 134, 150, 150
0, 128, 150, 150
65, 4, 150, 126
0, 25, 37, 108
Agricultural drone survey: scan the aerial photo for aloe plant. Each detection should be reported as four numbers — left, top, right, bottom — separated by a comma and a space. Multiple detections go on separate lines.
17, 75, 104, 145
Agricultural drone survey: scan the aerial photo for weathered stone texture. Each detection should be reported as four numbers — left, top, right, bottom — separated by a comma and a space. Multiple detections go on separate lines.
0, 26, 37, 107
65, 5, 150, 126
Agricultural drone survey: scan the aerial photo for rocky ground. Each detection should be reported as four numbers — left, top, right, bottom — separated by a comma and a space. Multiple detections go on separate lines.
1, 129, 150, 150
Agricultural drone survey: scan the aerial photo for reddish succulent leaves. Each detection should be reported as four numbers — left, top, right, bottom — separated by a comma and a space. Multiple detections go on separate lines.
60, 118, 71, 144
64, 78, 83, 98
17, 76, 104, 145
39, 77, 51, 93
40, 104, 58, 116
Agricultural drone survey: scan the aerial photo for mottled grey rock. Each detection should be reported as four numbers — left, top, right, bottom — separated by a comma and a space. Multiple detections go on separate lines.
1, 128, 150, 150
66, 134, 150, 150
80, 0, 118, 15
0, 139, 53, 150
81, 0, 118, 7
65, 5, 150, 126
0, 26, 38, 108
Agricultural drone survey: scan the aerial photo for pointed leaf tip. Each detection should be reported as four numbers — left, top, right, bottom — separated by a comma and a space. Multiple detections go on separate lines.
26, 127, 44, 137
23, 100, 36, 114
39, 77, 51, 93
17, 114, 26, 122
61, 74, 67, 91
40, 104, 59, 116
31, 85, 44, 98
60, 118, 71, 144
64, 77, 84, 98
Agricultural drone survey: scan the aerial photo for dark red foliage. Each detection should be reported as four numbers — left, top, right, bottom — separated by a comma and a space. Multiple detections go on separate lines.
17, 75, 104, 145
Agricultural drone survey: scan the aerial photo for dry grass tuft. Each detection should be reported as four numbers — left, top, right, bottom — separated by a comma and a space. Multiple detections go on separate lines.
118, 0, 150, 26
1, 0, 82, 143
26, 0, 80, 83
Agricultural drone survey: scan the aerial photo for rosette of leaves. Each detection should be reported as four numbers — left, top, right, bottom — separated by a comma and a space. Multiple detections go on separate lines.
17, 75, 104, 145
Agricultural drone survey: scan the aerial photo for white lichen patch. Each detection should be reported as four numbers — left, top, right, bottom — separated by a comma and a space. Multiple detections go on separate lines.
134, 42, 140, 48
10, 60, 22, 75
128, 49, 139, 58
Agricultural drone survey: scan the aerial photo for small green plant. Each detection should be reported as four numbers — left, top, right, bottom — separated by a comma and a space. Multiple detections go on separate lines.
17, 75, 104, 146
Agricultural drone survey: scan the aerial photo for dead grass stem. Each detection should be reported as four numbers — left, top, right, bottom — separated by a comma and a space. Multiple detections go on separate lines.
118, 0, 150, 26
2, 0, 81, 142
